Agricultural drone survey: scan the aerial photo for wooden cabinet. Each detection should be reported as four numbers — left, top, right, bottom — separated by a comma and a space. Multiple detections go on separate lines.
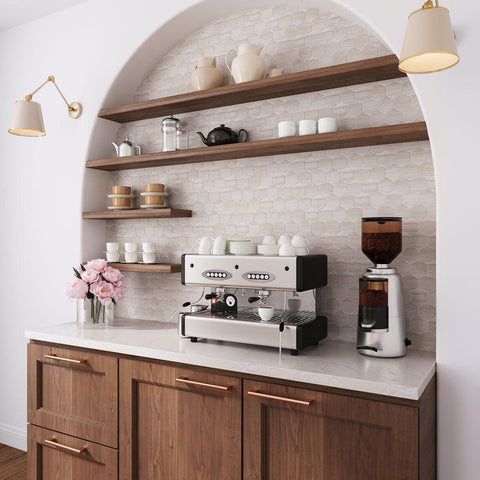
27, 343, 118, 448
119, 359, 242, 480
243, 379, 425, 480
28, 425, 117, 479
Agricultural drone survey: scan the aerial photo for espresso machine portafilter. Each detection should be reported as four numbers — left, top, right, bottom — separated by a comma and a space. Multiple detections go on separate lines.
180, 254, 328, 355
357, 217, 411, 358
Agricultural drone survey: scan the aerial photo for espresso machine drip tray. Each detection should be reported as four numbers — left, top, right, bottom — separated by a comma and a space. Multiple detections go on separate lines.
180, 308, 327, 355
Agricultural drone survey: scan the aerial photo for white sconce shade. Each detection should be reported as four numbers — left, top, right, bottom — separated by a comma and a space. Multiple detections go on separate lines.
8, 100, 46, 137
399, 5, 459, 74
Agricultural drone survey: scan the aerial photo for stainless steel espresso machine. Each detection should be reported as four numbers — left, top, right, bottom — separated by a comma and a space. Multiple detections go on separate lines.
180, 254, 328, 355
357, 217, 411, 358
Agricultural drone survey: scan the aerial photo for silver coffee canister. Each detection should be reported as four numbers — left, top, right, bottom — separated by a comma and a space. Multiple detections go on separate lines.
162, 116, 182, 152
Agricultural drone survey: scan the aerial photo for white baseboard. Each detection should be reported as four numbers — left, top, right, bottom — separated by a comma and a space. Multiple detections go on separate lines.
0, 422, 27, 451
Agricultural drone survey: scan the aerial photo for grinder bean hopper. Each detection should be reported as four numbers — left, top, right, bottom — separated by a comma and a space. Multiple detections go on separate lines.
357, 217, 411, 357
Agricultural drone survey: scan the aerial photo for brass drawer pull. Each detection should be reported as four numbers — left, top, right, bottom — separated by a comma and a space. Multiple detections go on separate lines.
247, 389, 313, 406
44, 438, 87, 455
44, 353, 86, 365
176, 376, 231, 391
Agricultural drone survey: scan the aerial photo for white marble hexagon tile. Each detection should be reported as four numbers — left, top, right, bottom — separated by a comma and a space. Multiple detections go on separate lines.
105, 5, 436, 351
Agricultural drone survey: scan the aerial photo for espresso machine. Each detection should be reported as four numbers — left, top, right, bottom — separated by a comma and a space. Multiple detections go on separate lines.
357, 217, 411, 358
180, 254, 328, 355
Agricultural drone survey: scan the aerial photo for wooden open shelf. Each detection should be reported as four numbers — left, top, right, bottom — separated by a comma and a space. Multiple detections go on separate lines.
86, 122, 428, 171
98, 55, 405, 123
82, 208, 192, 220
108, 263, 181, 273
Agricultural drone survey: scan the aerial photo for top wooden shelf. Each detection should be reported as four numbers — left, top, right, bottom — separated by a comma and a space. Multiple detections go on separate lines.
98, 55, 405, 123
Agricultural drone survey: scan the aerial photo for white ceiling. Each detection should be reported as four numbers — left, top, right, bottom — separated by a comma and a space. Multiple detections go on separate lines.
0, 0, 89, 31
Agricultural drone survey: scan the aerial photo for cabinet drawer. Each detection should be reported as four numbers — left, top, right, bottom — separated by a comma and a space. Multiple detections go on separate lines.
28, 343, 118, 448
28, 424, 117, 480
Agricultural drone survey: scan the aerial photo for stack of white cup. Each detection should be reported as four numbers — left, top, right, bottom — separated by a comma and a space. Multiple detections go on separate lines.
278, 117, 338, 138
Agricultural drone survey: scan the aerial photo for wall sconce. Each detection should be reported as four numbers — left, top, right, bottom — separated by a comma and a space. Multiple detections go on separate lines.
8, 75, 82, 137
399, 0, 459, 74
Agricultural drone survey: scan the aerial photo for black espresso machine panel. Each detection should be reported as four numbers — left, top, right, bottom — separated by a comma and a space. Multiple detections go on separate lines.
181, 254, 327, 291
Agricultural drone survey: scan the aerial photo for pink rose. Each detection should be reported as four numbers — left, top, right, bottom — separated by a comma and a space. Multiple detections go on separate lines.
113, 285, 125, 302
66, 279, 89, 299
94, 281, 115, 305
81, 269, 99, 283
89, 282, 98, 294
85, 258, 107, 273
102, 267, 123, 284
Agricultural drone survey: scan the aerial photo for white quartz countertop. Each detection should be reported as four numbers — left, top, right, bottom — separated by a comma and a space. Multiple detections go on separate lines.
25, 318, 435, 400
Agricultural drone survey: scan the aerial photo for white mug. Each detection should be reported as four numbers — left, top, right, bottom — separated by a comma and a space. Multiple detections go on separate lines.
279, 243, 296, 256
299, 119, 316, 136
254, 305, 275, 321
124, 242, 138, 253
278, 121, 296, 138
142, 242, 156, 253
106, 251, 120, 262
106, 242, 119, 252
142, 252, 157, 263
124, 251, 138, 263
198, 236, 212, 255
318, 117, 338, 133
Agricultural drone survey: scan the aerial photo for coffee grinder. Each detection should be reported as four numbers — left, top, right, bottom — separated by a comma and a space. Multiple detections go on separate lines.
357, 217, 411, 357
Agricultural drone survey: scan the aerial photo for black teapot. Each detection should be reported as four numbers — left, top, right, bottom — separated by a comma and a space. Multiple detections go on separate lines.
197, 124, 249, 146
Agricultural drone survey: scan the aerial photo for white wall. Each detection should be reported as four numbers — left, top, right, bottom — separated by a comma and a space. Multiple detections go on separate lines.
0, 0, 478, 478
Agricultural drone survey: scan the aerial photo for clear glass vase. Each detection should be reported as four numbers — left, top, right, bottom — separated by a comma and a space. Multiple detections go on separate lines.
76, 298, 114, 329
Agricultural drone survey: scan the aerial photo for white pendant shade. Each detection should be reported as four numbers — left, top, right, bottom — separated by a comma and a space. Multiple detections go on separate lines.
8, 100, 46, 137
399, 6, 459, 74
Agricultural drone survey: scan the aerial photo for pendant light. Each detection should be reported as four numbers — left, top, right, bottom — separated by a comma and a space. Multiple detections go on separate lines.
399, 0, 459, 74
8, 75, 82, 137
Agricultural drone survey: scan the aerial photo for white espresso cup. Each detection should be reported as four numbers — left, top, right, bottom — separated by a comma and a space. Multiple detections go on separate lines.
254, 305, 275, 321
198, 236, 212, 255
124, 251, 138, 263
278, 121, 296, 138
106, 242, 119, 252
318, 117, 338, 133
142, 242, 156, 253
291, 235, 308, 248
279, 243, 296, 256
124, 242, 138, 253
299, 119, 317, 136
142, 252, 157, 263
106, 251, 120, 262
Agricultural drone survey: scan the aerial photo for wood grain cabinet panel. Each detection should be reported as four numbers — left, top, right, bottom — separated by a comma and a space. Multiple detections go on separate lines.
243, 379, 420, 480
28, 424, 117, 480
27, 343, 118, 448
119, 359, 242, 480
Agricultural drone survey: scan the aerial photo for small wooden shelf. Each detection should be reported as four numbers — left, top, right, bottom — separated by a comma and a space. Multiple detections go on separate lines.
108, 263, 181, 273
82, 208, 192, 220
98, 55, 405, 123
86, 122, 428, 171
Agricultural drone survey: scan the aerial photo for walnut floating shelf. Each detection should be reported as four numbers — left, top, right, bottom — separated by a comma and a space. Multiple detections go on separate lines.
98, 55, 405, 123
82, 208, 192, 220
86, 122, 428, 172
107, 263, 181, 273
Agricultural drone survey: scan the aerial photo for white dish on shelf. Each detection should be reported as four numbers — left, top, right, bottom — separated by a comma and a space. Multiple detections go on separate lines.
107, 206, 135, 210
140, 192, 169, 197
140, 205, 169, 209
107, 194, 136, 199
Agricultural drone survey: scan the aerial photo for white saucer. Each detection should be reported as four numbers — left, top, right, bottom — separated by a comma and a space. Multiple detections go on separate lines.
108, 206, 135, 210
140, 192, 169, 197
140, 205, 169, 209
107, 194, 136, 199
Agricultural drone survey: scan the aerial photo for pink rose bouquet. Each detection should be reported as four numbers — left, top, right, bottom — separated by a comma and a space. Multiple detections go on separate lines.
66, 259, 125, 324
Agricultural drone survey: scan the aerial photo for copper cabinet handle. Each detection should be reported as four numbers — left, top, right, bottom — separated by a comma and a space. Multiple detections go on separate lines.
44, 438, 87, 455
44, 353, 86, 365
247, 389, 313, 406
175, 377, 232, 391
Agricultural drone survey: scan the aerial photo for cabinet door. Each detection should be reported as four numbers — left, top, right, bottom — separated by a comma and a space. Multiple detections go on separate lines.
120, 359, 242, 480
28, 343, 118, 448
28, 424, 117, 480
243, 379, 418, 480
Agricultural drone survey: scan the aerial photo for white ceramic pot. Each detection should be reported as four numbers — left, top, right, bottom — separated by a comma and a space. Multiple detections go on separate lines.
226, 44, 266, 84
191, 57, 223, 91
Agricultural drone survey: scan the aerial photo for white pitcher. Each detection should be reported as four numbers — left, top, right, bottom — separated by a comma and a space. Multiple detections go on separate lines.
191, 56, 223, 91
225, 44, 266, 84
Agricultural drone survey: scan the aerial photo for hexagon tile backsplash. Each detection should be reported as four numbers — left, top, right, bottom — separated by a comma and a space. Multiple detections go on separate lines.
106, 5, 436, 351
